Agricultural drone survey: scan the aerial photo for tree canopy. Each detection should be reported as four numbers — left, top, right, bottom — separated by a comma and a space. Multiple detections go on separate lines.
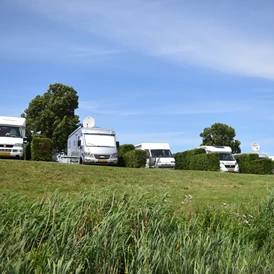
200, 122, 241, 153
23, 83, 80, 151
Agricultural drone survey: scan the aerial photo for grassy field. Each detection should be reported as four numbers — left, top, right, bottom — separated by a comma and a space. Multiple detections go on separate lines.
1, 159, 274, 273
1, 159, 274, 213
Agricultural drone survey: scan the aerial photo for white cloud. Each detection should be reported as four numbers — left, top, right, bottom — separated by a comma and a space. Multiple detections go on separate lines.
4, 0, 274, 79
79, 97, 261, 117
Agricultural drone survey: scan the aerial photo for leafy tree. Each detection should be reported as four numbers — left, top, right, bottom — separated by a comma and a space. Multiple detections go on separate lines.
200, 123, 241, 153
23, 83, 80, 151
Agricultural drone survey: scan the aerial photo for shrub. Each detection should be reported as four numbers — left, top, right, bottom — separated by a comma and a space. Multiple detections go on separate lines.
189, 153, 220, 171
123, 149, 147, 168
175, 148, 206, 170
234, 154, 273, 174
31, 135, 52, 161
24, 141, 31, 160
234, 154, 254, 173
118, 144, 135, 167
250, 159, 273, 175
175, 148, 219, 171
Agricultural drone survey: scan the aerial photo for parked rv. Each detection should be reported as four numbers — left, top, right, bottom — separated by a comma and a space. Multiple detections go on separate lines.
0, 116, 27, 159
67, 117, 118, 165
134, 143, 175, 169
200, 146, 239, 172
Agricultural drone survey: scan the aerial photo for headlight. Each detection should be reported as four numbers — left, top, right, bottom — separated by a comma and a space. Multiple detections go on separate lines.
111, 153, 118, 158
14, 143, 23, 147
84, 152, 94, 157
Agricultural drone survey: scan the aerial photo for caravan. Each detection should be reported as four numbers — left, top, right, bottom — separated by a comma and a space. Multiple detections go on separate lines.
200, 146, 239, 172
134, 143, 175, 169
67, 117, 118, 165
0, 116, 26, 159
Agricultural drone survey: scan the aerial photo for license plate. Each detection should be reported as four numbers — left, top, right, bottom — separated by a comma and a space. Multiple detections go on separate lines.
228, 168, 234, 172
99, 159, 107, 163
0, 152, 10, 156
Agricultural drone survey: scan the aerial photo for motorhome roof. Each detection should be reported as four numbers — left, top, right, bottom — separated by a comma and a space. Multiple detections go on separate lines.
0, 116, 26, 127
200, 146, 232, 153
135, 143, 171, 150
69, 126, 115, 137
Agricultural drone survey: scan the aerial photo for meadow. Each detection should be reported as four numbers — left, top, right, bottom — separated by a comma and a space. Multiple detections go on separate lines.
1, 159, 274, 273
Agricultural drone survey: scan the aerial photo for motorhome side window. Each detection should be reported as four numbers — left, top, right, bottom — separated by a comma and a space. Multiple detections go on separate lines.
0, 126, 21, 137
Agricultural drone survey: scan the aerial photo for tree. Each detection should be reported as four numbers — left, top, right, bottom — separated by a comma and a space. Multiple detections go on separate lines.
23, 83, 80, 151
200, 123, 241, 153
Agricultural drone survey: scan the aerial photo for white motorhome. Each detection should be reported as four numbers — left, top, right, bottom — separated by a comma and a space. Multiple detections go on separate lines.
67, 117, 118, 165
134, 142, 175, 169
200, 146, 239, 172
0, 116, 26, 159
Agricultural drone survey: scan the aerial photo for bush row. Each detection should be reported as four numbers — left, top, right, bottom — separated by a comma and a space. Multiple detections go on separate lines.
174, 148, 220, 171
24, 140, 274, 175
24, 135, 52, 161
234, 153, 273, 175
118, 144, 147, 168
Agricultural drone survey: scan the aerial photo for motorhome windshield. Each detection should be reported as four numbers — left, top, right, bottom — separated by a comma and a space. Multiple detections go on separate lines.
151, 149, 173, 157
219, 153, 235, 161
0, 126, 22, 138
84, 134, 115, 147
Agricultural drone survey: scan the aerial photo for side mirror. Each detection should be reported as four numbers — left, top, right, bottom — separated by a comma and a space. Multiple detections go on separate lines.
24, 136, 32, 142
78, 140, 81, 147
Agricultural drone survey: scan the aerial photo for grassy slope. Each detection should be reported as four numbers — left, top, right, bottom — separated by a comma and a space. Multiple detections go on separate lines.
1, 159, 274, 213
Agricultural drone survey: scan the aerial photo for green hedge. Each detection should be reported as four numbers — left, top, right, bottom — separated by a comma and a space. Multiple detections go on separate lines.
123, 149, 147, 168
250, 159, 273, 175
234, 153, 273, 175
118, 144, 135, 167
175, 148, 219, 171
175, 148, 206, 170
189, 153, 220, 171
24, 141, 31, 160
31, 135, 52, 161
233, 153, 258, 174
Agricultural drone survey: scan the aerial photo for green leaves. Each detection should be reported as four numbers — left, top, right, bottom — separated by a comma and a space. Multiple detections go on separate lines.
200, 123, 241, 153
23, 83, 80, 151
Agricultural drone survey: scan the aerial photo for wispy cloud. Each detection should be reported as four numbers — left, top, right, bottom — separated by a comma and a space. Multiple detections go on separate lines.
18, 0, 274, 79
4, 0, 274, 79
80, 97, 263, 117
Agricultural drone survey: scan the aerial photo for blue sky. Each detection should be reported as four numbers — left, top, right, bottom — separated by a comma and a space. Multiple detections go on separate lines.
1, 0, 274, 155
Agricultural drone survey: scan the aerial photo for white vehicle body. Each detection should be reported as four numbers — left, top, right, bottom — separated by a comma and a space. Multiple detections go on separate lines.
134, 142, 175, 169
200, 146, 239, 172
0, 116, 26, 159
67, 126, 118, 165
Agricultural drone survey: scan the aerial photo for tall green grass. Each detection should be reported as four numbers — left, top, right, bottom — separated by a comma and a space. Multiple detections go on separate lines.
1, 189, 274, 273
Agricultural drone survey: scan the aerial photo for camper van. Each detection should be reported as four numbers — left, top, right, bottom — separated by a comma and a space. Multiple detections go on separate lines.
67, 117, 118, 165
200, 146, 239, 172
134, 143, 175, 169
0, 116, 26, 159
